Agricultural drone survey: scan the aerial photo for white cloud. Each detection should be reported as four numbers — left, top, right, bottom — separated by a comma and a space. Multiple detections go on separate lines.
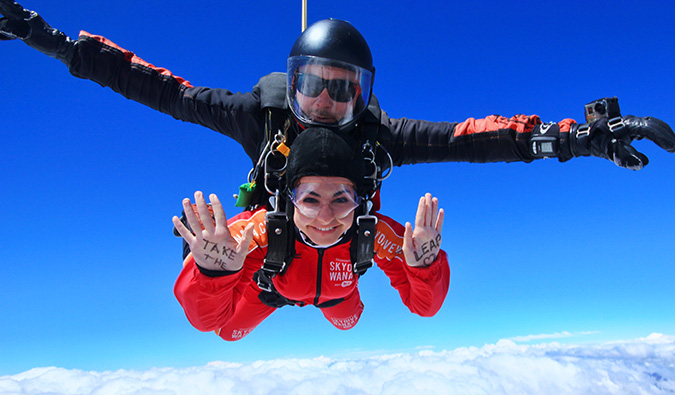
506, 330, 600, 343
1, 333, 673, 395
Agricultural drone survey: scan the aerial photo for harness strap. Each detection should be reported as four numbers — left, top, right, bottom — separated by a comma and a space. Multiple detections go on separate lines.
354, 213, 377, 276
261, 210, 289, 275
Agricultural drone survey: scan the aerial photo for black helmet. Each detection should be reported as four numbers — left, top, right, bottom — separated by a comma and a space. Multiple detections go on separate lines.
287, 19, 375, 132
289, 19, 373, 71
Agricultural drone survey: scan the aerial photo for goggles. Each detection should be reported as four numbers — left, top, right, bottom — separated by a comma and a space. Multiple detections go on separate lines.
295, 72, 358, 103
289, 182, 361, 219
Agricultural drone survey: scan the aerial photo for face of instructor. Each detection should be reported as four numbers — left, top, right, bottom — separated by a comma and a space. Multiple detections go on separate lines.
294, 64, 361, 126
286, 19, 375, 132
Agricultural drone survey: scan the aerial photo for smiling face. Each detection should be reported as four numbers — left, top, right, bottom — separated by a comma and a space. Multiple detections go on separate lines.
291, 176, 358, 246
294, 64, 361, 125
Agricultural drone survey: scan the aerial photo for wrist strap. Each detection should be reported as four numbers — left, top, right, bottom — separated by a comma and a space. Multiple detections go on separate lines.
530, 122, 560, 158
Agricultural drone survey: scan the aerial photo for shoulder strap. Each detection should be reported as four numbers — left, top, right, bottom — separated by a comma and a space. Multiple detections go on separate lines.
239, 73, 292, 210
256, 72, 288, 111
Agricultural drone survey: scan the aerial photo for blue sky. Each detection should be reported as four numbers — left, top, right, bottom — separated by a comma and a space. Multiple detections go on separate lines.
1, 0, 674, 380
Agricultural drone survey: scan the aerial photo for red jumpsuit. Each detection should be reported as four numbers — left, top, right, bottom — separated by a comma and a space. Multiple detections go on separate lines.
174, 208, 450, 341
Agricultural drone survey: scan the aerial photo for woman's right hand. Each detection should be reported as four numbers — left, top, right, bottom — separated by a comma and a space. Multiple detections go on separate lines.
172, 191, 254, 272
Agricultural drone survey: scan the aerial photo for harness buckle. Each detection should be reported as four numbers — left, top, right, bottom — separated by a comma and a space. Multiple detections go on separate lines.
608, 116, 626, 134
353, 260, 374, 276
607, 116, 630, 145
576, 124, 591, 138
356, 213, 378, 227
262, 258, 286, 275
253, 270, 275, 293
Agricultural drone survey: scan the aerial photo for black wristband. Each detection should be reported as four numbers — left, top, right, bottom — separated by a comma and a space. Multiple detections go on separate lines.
196, 264, 240, 277
530, 122, 560, 158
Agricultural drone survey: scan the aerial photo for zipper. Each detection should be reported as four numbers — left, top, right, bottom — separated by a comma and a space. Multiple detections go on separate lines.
313, 249, 325, 306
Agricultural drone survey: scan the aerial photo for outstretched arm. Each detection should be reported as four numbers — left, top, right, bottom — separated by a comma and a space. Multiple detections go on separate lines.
380, 106, 675, 171
374, 196, 450, 317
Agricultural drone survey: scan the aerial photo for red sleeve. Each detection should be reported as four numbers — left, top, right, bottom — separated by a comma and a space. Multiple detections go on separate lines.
373, 214, 451, 317
173, 255, 243, 332
173, 209, 268, 332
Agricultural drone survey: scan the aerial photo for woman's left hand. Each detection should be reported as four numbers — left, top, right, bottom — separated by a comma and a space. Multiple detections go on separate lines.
403, 193, 444, 268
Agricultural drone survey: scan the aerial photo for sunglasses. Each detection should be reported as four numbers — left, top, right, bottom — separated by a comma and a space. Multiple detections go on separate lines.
295, 73, 358, 103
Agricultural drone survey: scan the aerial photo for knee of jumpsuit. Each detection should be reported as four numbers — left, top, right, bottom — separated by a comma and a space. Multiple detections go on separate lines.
320, 289, 365, 330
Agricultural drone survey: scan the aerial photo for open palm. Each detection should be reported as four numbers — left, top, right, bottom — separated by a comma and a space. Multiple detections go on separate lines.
402, 193, 444, 268
172, 191, 254, 272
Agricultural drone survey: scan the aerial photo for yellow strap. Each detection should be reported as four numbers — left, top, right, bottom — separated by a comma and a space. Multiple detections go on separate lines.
276, 142, 290, 156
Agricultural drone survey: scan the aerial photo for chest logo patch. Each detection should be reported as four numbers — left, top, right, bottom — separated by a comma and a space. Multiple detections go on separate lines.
329, 258, 354, 287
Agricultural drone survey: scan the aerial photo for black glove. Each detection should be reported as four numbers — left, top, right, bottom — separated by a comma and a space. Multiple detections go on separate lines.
0, 0, 30, 39
0, 0, 75, 64
568, 116, 675, 170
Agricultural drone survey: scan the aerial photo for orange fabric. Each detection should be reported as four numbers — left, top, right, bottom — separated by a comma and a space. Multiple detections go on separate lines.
373, 219, 404, 261
79, 31, 194, 88
454, 114, 577, 136
454, 114, 541, 137
557, 118, 577, 133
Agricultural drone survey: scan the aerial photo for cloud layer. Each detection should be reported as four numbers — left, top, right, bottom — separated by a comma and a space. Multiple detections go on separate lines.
1, 333, 674, 395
